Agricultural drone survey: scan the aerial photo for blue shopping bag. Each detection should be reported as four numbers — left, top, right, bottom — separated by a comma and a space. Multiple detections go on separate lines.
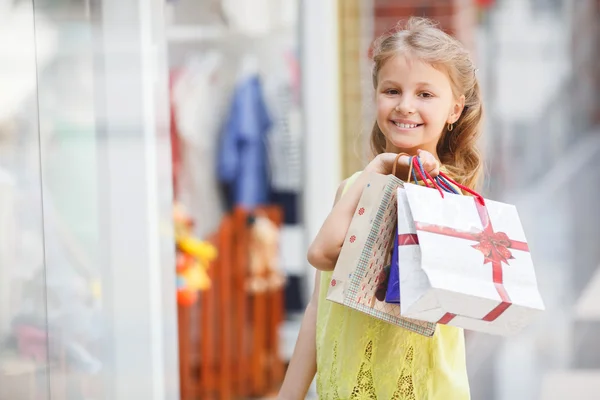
385, 227, 400, 303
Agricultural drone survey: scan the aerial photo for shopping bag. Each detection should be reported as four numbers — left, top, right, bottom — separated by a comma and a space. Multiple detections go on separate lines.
385, 158, 457, 305
397, 157, 545, 335
384, 228, 400, 303
325, 163, 436, 337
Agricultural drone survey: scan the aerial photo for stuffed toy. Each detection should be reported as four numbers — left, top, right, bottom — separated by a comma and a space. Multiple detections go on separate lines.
247, 212, 285, 293
173, 203, 216, 306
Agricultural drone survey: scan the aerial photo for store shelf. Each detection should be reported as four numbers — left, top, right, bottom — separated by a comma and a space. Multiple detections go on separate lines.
166, 24, 296, 43
166, 25, 227, 42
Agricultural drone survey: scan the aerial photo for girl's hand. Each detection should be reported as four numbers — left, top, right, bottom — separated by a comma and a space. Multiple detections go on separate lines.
416, 149, 440, 179
364, 150, 440, 180
364, 153, 410, 177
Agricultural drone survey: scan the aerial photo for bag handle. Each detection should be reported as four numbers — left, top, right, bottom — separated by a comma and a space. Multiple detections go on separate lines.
406, 155, 435, 188
435, 174, 458, 194
436, 174, 460, 194
405, 156, 440, 191
437, 171, 485, 205
407, 155, 486, 206
410, 156, 444, 198
413, 156, 457, 193
391, 152, 410, 178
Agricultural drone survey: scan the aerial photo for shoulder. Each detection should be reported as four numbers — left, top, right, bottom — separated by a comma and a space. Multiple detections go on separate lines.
345, 171, 363, 188
334, 180, 346, 203
334, 171, 363, 202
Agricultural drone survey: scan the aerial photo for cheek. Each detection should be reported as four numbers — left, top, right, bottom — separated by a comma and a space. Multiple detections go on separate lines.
421, 104, 447, 125
376, 96, 394, 117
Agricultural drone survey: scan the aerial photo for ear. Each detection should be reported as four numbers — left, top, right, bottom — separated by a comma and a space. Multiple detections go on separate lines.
448, 94, 466, 124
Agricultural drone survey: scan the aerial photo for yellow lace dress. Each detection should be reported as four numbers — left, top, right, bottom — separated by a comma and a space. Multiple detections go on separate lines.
315, 172, 470, 400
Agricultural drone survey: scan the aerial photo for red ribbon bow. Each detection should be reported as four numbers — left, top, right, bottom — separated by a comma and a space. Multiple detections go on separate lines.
473, 231, 514, 265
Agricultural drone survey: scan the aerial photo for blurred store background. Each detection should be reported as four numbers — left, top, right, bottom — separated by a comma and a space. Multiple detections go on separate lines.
0, 0, 598, 399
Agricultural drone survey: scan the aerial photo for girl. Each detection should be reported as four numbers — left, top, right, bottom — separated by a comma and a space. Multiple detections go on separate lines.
279, 17, 483, 400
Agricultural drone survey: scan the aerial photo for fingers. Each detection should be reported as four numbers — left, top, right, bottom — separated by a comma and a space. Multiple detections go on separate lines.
382, 152, 410, 167
422, 161, 439, 178
416, 149, 440, 177
377, 151, 440, 178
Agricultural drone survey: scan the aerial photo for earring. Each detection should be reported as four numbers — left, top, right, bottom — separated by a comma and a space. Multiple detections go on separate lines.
447, 123, 454, 132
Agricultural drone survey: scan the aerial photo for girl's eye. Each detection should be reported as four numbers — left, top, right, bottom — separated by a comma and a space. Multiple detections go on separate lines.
419, 92, 434, 98
385, 89, 399, 95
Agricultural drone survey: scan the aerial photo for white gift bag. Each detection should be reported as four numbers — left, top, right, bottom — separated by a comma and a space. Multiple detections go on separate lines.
397, 166, 545, 336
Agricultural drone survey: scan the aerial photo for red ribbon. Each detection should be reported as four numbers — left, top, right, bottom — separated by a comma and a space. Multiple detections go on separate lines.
398, 233, 419, 246
414, 198, 529, 324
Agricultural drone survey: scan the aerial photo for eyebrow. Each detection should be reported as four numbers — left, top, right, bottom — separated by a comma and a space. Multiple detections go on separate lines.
380, 80, 435, 88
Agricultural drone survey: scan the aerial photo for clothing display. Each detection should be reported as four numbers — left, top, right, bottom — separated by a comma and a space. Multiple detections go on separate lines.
172, 52, 230, 239
218, 73, 272, 210
168, 3, 305, 397
269, 190, 299, 224
171, 48, 304, 231
264, 74, 303, 193
284, 275, 305, 313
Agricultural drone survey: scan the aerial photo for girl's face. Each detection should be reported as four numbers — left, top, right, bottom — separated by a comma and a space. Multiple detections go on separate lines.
376, 55, 465, 157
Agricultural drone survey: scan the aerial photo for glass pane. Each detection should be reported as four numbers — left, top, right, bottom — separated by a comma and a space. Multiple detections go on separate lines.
32, 2, 104, 398
0, 1, 50, 399
29, 0, 178, 399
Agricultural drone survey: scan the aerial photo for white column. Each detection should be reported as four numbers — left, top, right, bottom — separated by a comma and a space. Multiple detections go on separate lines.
95, 0, 179, 398
301, 0, 341, 298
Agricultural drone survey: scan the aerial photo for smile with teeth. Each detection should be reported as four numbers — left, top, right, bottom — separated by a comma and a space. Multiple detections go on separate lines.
392, 121, 422, 129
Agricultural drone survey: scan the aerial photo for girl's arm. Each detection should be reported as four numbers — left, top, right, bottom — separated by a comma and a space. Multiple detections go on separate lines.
306, 173, 370, 271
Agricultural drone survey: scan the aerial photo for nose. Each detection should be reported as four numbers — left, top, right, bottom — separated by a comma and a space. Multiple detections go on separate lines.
395, 95, 416, 114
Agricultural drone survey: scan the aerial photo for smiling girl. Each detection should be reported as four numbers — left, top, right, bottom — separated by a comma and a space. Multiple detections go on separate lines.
278, 17, 483, 400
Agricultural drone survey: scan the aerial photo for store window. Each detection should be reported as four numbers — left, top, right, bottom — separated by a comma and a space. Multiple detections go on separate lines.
0, 1, 178, 399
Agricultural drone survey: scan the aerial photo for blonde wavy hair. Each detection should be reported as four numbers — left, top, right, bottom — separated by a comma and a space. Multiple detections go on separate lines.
370, 17, 484, 190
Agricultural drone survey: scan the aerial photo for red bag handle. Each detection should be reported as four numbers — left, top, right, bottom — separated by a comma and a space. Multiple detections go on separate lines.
437, 171, 485, 206
411, 156, 444, 198
409, 155, 485, 206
